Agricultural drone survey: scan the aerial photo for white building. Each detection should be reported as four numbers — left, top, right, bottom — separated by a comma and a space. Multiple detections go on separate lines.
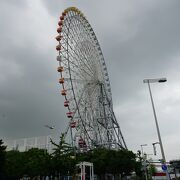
4, 135, 53, 153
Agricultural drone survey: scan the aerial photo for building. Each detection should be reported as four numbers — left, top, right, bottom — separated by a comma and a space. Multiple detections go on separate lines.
4, 135, 53, 153
169, 159, 180, 179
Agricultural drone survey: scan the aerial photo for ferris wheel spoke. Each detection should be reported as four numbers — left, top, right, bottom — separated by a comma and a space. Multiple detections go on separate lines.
62, 39, 96, 74
62, 20, 97, 72
64, 13, 98, 52
62, 38, 96, 77
63, 19, 87, 44
60, 44, 95, 79
66, 69, 87, 82
61, 58, 93, 81
68, 50, 95, 78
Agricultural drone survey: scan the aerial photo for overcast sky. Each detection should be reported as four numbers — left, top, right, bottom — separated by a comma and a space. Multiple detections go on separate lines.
1, 0, 180, 161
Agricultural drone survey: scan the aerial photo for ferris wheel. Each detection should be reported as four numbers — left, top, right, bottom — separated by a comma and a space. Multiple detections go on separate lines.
55, 7, 127, 151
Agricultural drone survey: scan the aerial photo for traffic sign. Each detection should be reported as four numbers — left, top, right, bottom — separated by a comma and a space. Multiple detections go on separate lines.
161, 164, 167, 171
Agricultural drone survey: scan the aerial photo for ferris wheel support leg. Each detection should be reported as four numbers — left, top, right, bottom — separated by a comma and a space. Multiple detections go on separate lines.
112, 111, 127, 149
70, 126, 74, 147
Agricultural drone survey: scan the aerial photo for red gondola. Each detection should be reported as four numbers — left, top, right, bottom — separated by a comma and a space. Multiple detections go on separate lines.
78, 138, 86, 146
61, 89, 67, 96
64, 100, 69, 107
56, 44, 61, 51
66, 112, 73, 118
58, 21, 63, 26
60, 16, 64, 20
59, 78, 64, 84
62, 12, 66, 16
55, 35, 62, 41
70, 121, 76, 128
57, 27, 62, 33
57, 66, 64, 72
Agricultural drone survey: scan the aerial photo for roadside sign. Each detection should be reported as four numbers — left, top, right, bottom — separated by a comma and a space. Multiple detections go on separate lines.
161, 164, 167, 171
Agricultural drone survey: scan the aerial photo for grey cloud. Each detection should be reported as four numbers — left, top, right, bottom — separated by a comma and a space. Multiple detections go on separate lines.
1, 0, 180, 160
102, 1, 180, 105
0, 44, 67, 138
0, 0, 27, 8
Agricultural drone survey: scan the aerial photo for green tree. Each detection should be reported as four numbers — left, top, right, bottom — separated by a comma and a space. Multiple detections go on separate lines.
91, 148, 108, 178
5, 148, 51, 179
51, 133, 74, 156
24, 148, 51, 178
135, 150, 143, 178
148, 164, 157, 177
50, 135, 141, 179
5, 150, 26, 179
0, 139, 6, 179
114, 149, 137, 176
79, 148, 138, 179
51, 133, 76, 176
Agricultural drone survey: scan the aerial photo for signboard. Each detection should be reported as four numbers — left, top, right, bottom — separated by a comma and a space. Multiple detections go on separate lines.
161, 164, 167, 171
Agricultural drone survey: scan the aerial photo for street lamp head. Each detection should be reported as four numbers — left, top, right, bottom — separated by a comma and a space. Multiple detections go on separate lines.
152, 142, 159, 145
158, 78, 167, 83
141, 144, 148, 146
143, 78, 167, 84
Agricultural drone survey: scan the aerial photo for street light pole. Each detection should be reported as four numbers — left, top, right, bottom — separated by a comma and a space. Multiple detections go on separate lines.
143, 78, 170, 180
141, 144, 147, 157
147, 81, 166, 162
140, 144, 148, 180
152, 142, 160, 156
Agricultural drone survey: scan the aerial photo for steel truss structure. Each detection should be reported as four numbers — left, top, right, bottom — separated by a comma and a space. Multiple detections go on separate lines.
55, 7, 127, 151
